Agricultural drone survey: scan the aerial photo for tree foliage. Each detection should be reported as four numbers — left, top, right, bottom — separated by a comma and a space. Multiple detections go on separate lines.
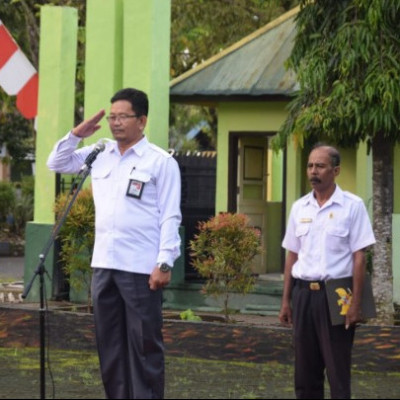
274, 0, 400, 149
171, 0, 298, 78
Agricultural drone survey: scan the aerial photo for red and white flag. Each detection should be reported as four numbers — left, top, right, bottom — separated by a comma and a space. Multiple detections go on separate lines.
0, 19, 38, 119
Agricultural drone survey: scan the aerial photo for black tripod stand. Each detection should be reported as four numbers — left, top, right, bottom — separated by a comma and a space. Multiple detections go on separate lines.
22, 166, 92, 399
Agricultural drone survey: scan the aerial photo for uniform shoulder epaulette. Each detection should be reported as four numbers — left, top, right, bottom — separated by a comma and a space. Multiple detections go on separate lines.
343, 191, 363, 203
148, 143, 172, 158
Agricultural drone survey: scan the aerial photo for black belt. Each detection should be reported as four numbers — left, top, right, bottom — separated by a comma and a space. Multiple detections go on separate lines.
295, 279, 325, 291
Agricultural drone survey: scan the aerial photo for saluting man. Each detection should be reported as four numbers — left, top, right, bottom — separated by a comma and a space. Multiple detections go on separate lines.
48, 88, 182, 399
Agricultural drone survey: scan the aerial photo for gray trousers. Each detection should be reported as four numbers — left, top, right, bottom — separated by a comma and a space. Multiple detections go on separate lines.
91, 268, 164, 399
292, 280, 355, 399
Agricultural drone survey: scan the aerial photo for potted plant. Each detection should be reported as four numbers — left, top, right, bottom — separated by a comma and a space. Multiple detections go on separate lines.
190, 212, 261, 321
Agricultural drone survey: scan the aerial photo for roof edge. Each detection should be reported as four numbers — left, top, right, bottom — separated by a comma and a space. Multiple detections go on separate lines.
170, 5, 300, 88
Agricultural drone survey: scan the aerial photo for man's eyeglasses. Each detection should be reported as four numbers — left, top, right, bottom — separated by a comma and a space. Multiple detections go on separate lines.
106, 114, 138, 123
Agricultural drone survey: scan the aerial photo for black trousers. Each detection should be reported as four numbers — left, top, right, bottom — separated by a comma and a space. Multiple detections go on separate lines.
292, 280, 355, 399
91, 268, 164, 399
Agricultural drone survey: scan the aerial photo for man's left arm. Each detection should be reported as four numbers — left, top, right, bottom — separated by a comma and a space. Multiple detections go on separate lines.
149, 157, 182, 290
346, 249, 366, 329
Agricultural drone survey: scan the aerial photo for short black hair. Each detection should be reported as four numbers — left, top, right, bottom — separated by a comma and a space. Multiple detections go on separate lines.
110, 88, 149, 117
312, 142, 341, 167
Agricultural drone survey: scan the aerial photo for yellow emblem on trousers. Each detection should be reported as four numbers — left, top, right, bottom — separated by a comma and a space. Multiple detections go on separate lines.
335, 287, 352, 315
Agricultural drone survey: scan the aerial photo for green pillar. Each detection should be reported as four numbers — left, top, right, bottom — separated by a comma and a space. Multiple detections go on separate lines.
25, 6, 78, 301
122, 0, 171, 148
84, 0, 123, 146
84, 0, 170, 149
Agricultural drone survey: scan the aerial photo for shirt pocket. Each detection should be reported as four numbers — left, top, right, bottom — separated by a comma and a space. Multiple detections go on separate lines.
295, 224, 310, 246
325, 225, 350, 252
90, 166, 113, 204
129, 171, 156, 201
295, 224, 310, 237
91, 165, 112, 180
129, 171, 151, 183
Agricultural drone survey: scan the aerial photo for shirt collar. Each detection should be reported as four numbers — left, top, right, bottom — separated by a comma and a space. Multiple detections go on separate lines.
131, 135, 148, 157
107, 135, 148, 157
302, 184, 344, 207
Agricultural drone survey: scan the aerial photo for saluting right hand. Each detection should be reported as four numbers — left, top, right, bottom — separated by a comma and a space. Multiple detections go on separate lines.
72, 109, 106, 138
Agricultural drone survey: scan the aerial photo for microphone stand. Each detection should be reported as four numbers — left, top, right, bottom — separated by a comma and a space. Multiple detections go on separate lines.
22, 165, 92, 400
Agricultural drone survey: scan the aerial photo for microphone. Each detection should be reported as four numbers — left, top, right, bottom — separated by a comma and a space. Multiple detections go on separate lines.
79, 139, 106, 173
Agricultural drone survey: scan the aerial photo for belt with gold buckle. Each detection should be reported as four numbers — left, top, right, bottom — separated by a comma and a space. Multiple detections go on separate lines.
309, 282, 321, 290
295, 279, 325, 290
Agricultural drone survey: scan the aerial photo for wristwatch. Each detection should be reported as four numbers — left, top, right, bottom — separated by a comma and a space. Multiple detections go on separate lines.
158, 263, 172, 273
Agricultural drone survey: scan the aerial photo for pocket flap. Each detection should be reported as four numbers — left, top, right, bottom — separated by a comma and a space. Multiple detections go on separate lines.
295, 225, 310, 237
91, 165, 112, 179
326, 226, 349, 237
130, 171, 151, 182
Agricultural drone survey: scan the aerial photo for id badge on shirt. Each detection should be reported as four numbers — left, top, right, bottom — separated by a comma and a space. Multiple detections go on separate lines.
126, 179, 145, 199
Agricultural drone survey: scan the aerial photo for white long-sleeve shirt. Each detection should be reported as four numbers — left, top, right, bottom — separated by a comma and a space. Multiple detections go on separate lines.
47, 132, 182, 274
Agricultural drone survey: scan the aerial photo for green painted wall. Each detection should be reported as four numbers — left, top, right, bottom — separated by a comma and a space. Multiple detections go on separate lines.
216, 101, 287, 213
355, 142, 373, 217
335, 147, 356, 193
285, 140, 302, 220
270, 150, 283, 202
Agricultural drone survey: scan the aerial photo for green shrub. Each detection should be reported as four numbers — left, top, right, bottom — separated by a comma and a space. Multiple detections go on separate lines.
11, 193, 33, 236
19, 175, 34, 198
0, 181, 15, 223
11, 175, 34, 236
180, 309, 202, 322
190, 213, 261, 321
54, 188, 95, 309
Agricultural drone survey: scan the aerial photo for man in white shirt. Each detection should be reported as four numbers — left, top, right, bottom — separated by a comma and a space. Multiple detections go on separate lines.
279, 144, 375, 399
48, 88, 182, 399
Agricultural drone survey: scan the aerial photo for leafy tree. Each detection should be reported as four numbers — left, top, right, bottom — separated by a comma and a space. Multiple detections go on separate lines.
274, 0, 400, 324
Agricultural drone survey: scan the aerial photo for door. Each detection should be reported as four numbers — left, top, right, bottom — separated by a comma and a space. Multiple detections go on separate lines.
236, 136, 269, 275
